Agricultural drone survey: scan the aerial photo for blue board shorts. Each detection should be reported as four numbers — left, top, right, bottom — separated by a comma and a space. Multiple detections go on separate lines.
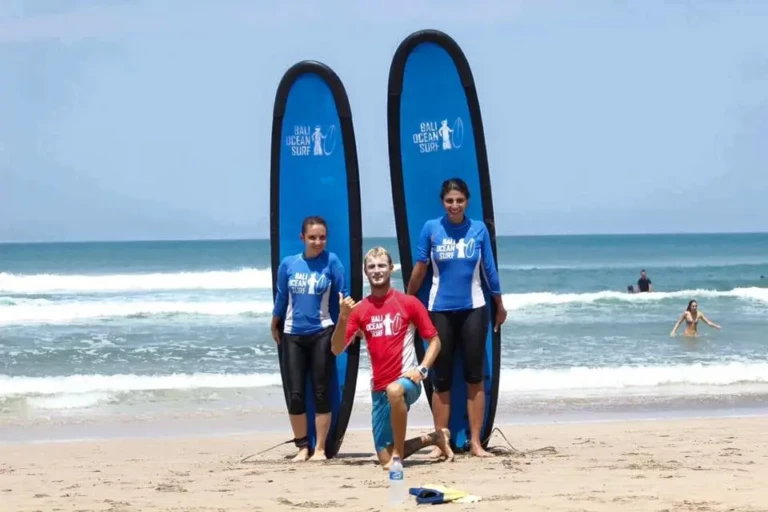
371, 377, 422, 453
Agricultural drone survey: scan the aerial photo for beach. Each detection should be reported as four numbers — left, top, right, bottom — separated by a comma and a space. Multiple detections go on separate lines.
3, 416, 767, 511
2, 235, 768, 510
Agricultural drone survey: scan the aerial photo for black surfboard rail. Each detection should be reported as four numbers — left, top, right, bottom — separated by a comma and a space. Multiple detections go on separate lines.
386, 29, 501, 449
269, 60, 363, 458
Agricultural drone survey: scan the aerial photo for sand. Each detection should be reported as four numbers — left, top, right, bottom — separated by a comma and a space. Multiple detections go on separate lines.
2, 416, 767, 512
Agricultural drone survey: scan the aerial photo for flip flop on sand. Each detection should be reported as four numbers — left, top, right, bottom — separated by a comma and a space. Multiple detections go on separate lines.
408, 484, 482, 504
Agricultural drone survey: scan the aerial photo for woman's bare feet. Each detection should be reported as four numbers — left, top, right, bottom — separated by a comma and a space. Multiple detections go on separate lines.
291, 447, 310, 462
308, 449, 327, 462
469, 441, 494, 458
436, 428, 454, 462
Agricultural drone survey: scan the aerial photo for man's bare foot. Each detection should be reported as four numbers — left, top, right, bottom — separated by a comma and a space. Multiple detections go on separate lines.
436, 428, 454, 462
382, 452, 402, 470
469, 442, 494, 458
427, 445, 444, 459
291, 447, 310, 462
308, 449, 327, 462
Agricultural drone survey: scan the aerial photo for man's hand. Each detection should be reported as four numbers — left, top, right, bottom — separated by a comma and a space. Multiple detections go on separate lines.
339, 292, 358, 319
401, 368, 423, 384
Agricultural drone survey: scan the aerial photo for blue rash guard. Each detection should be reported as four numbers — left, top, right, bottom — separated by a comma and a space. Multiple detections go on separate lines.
416, 215, 502, 312
272, 250, 347, 335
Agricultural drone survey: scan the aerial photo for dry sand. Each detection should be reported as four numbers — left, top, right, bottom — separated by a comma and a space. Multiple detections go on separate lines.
2, 416, 767, 511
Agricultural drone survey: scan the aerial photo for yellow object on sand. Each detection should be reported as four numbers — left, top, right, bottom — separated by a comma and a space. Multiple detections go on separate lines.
408, 483, 482, 504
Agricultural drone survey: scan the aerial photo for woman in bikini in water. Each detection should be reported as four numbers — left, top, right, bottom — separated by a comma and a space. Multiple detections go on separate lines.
670, 300, 722, 337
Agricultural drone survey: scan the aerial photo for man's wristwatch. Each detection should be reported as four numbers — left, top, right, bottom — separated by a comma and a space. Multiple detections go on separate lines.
417, 365, 429, 379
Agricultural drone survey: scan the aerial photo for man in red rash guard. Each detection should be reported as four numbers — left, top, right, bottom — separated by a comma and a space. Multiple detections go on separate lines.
331, 246, 454, 469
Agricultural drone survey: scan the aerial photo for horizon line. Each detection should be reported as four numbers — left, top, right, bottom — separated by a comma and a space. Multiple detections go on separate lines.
1, 230, 767, 245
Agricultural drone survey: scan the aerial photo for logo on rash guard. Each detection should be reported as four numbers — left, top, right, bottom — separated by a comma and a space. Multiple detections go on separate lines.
288, 272, 327, 295
365, 313, 403, 337
434, 237, 476, 260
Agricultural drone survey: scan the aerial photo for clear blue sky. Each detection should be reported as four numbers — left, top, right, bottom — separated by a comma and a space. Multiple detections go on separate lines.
1, 0, 766, 242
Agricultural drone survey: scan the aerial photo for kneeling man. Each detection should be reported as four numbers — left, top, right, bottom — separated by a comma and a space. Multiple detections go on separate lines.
331, 247, 454, 468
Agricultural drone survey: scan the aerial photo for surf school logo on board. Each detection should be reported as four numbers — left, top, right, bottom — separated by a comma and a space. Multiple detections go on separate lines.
411, 117, 464, 154
285, 124, 337, 157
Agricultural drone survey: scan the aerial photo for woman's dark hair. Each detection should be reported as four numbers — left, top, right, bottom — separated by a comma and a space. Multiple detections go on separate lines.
686, 300, 697, 312
440, 178, 471, 200
301, 215, 328, 235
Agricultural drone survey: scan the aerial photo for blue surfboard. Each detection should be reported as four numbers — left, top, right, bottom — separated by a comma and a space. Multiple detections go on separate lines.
386, 30, 501, 452
270, 60, 363, 459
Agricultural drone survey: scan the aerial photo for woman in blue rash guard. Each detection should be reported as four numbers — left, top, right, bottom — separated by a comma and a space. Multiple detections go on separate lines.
406, 178, 507, 458
271, 215, 347, 462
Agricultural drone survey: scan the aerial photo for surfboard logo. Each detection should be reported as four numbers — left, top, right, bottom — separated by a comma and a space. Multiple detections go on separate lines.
411, 117, 464, 154
285, 124, 337, 157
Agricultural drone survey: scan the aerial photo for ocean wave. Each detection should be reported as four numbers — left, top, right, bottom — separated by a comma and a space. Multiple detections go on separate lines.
3, 361, 768, 410
0, 286, 765, 325
0, 264, 404, 295
498, 260, 768, 271
0, 300, 274, 325
0, 269, 273, 294
503, 287, 768, 310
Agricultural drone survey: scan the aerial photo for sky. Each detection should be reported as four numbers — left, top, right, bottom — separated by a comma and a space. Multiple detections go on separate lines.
1, 0, 767, 243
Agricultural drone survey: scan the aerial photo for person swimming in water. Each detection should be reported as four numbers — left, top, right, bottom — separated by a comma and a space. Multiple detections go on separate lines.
669, 300, 721, 337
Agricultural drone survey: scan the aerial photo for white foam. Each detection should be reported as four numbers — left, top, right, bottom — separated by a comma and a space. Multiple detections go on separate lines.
0, 268, 273, 294
26, 392, 113, 410
0, 300, 274, 325
2, 286, 765, 325
501, 287, 768, 310
4, 361, 768, 403
0, 264, 403, 295
0, 373, 284, 397
501, 361, 768, 396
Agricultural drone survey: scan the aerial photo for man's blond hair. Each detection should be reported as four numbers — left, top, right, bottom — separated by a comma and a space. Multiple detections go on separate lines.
363, 246, 393, 267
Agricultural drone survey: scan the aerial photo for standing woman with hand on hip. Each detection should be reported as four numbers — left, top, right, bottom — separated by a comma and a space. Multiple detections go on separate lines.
406, 178, 507, 458
271, 216, 347, 462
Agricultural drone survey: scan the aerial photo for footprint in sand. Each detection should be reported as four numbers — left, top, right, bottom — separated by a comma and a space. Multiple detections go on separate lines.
277, 498, 344, 508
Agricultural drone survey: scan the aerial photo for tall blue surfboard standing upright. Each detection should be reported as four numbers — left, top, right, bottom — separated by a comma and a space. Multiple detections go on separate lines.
270, 61, 363, 459
386, 30, 501, 452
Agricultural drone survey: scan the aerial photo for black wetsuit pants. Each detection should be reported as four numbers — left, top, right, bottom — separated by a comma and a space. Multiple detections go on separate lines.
281, 326, 334, 415
429, 307, 488, 393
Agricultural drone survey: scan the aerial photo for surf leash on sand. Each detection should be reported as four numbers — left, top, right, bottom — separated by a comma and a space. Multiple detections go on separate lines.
240, 436, 310, 463
484, 427, 558, 457
241, 429, 556, 463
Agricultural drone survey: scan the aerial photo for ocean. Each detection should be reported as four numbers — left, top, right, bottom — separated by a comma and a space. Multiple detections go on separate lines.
1, 233, 768, 443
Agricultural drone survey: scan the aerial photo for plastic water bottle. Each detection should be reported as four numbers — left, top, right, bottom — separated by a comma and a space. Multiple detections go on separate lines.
388, 456, 406, 506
